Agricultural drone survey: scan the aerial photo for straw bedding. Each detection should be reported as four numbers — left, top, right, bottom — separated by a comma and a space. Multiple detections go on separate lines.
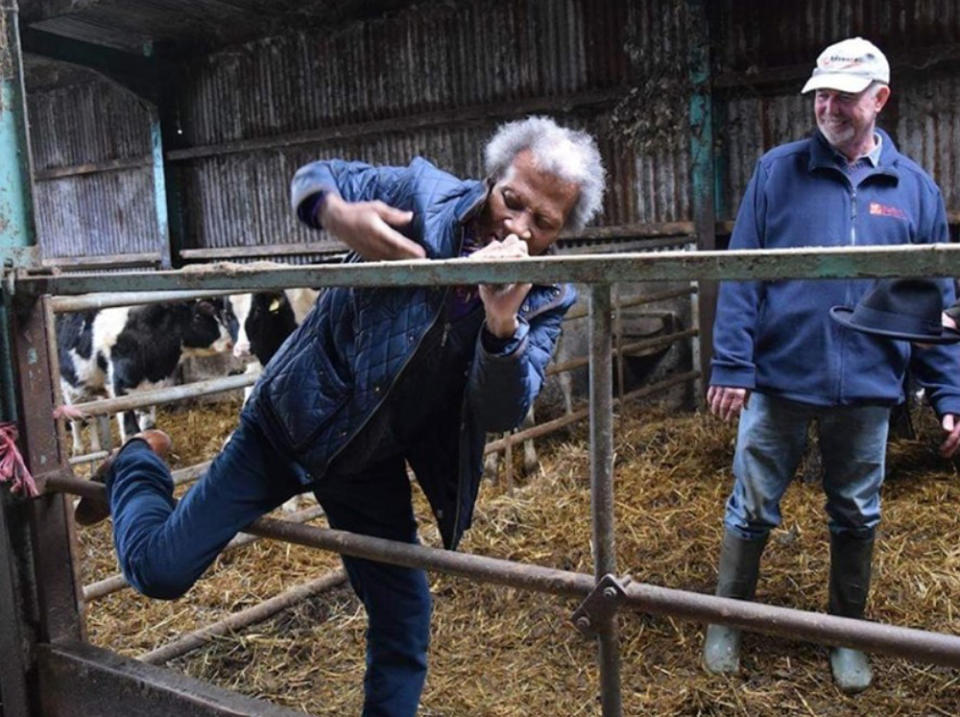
78, 397, 960, 715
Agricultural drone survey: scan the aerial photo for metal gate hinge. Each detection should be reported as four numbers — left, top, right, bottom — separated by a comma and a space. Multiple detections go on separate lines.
571, 573, 631, 637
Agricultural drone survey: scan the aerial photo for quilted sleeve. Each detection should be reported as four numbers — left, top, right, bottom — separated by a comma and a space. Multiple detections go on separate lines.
466, 288, 574, 432
290, 159, 414, 228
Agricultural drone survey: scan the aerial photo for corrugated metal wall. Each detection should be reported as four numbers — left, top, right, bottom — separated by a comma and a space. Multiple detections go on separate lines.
26, 0, 960, 261
172, 0, 693, 252
716, 0, 960, 219
28, 80, 163, 260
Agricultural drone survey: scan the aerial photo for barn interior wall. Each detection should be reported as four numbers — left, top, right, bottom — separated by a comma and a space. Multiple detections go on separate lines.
167, 0, 695, 251
27, 79, 161, 260
715, 0, 960, 220
25, 0, 960, 260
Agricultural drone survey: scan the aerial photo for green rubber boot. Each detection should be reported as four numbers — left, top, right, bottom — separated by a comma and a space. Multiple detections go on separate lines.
828, 531, 875, 693
702, 530, 768, 674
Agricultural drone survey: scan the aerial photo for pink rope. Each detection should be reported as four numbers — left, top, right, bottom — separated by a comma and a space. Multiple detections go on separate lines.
0, 422, 38, 498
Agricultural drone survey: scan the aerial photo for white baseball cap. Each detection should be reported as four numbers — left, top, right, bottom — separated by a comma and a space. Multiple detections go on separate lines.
801, 37, 890, 94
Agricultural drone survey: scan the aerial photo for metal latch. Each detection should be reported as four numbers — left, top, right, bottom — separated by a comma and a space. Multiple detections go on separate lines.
571, 573, 631, 637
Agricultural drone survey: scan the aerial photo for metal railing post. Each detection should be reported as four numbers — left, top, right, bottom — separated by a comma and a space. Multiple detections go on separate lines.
589, 283, 621, 716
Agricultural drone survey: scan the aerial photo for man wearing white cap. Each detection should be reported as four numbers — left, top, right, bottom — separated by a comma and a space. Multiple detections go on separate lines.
703, 37, 960, 692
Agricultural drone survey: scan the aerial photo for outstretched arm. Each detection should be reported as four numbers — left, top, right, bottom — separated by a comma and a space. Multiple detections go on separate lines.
291, 159, 424, 260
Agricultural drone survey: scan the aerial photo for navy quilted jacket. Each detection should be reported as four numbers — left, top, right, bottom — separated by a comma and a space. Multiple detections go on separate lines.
244, 157, 577, 548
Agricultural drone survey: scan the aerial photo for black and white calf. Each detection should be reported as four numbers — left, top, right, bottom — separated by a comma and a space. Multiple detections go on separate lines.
58, 299, 234, 450
227, 288, 319, 368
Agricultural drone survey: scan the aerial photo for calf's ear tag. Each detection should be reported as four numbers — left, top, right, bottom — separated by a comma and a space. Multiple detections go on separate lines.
269, 298, 282, 312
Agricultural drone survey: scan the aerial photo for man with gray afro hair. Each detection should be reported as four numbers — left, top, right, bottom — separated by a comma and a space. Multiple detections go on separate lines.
484, 115, 605, 232
89, 113, 604, 717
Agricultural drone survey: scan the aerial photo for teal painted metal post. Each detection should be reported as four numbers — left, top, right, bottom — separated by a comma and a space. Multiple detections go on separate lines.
144, 43, 171, 268
687, 0, 718, 404
0, 0, 37, 269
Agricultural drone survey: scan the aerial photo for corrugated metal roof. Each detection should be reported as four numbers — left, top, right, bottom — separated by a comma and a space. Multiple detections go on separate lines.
21, 0, 415, 53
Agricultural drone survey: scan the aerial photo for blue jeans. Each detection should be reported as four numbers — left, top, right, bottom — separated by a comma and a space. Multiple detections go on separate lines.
109, 417, 430, 717
724, 392, 891, 541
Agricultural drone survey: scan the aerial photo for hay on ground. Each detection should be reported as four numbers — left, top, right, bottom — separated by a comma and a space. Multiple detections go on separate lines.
79, 397, 960, 715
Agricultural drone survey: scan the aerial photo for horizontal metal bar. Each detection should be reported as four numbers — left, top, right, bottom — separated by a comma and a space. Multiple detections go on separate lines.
17, 244, 960, 297
180, 242, 346, 260
51, 290, 237, 313
36, 642, 303, 716
67, 373, 258, 417
178, 223, 696, 263
83, 505, 325, 602
35, 155, 152, 181
68, 449, 110, 466
139, 568, 347, 665
547, 329, 697, 376
484, 371, 699, 453
81, 574, 128, 602
40, 252, 162, 270
44, 471, 960, 668
172, 460, 212, 487
51, 278, 696, 317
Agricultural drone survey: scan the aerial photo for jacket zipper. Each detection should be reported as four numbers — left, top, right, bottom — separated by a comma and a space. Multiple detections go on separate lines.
850, 187, 857, 246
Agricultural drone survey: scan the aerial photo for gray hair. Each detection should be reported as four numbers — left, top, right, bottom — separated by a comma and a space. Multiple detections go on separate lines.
866, 80, 889, 98
484, 116, 606, 231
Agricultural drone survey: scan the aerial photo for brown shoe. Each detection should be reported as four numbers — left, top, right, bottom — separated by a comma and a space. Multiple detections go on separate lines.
74, 430, 173, 526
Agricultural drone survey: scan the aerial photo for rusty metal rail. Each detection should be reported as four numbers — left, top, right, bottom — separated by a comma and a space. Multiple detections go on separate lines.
139, 568, 347, 665
43, 473, 960, 670
15, 244, 960, 296
50, 289, 236, 313
83, 505, 325, 602
21, 248, 960, 717
67, 373, 257, 417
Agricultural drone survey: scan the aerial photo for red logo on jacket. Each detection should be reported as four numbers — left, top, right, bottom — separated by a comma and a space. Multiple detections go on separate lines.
869, 202, 907, 220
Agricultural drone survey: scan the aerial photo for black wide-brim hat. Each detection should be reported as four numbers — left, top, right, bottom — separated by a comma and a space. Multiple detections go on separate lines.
830, 278, 960, 344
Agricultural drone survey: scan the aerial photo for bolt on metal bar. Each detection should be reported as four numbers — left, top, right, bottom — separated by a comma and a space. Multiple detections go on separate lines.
45, 472, 960, 669
15, 244, 960, 297
50, 289, 236, 313
139, 568, 347, 665
589, 284, 622, 716
84, 505, 326, 602
66, 372, 258, 417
